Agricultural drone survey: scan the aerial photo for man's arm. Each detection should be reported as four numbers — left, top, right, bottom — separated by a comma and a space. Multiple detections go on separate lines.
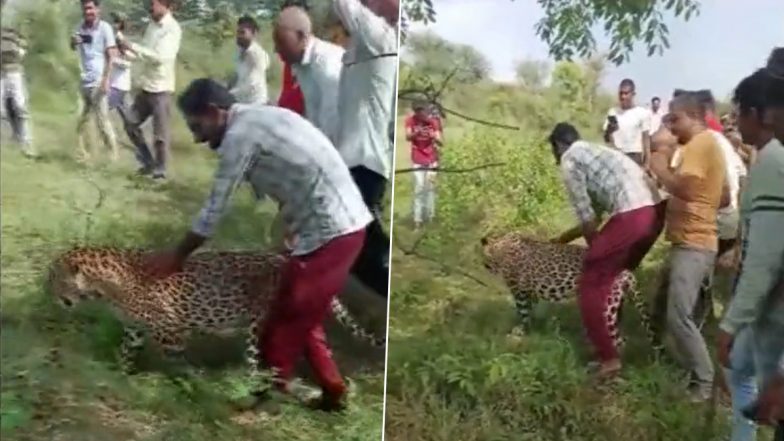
126, 25, 181, 66
101, 24, 117, 92
188, 131, 256, 257
332, 0, 394, 53
720, 209, 784, 335
642, 130, 651, 166
560, 159, 599, 244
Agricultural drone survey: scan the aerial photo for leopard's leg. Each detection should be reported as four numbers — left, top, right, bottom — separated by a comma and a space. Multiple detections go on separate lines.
148, 325, 188, 367
119, 326, 146, 374
511, 289, 535, 335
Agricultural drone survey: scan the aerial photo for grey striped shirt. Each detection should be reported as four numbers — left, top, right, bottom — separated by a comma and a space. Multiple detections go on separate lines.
192, 104, 373, 256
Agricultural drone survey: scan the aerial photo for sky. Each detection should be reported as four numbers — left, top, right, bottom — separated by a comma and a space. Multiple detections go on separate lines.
407, 0, 784, 102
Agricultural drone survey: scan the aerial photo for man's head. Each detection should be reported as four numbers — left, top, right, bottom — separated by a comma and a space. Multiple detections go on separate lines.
81, 0, 100, 25
178, 78, 236, 149
236, 15, 258, 49
365, 0, 399, 27
149, 0, 172, 22
766, 47, 784, 142
651, 96, 661, 113
548, 122, 580, 164
695, 89, 717, 116
733, 69, 773, 147
110, 12, 126, 32
667, 92, 706, 144
412, 100, 429, 120
618, 78, 636, 109
273, 6, 312, 64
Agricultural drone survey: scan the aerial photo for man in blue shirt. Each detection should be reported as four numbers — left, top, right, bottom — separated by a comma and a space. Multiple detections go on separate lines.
71, 0, 119, 162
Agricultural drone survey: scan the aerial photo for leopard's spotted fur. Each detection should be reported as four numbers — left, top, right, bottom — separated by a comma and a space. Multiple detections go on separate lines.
46, 246, 385, 375
480, 233, 659, 352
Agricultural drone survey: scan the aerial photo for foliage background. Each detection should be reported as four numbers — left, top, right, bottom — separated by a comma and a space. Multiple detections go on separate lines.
0, 1, 387, 440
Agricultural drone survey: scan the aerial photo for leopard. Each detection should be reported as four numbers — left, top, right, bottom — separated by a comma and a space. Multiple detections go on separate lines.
479, 232, 660, 353
46, 246, 385, 377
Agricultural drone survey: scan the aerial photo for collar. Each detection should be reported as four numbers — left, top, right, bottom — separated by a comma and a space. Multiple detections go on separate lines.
81, 19, 100, 31
300, 37, 317, 66
153, 12, 174, 28
213, 104, 241, 151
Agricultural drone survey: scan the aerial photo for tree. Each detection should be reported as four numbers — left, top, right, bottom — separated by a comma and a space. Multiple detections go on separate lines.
514, 59, 549, 90
402, 0, 701, 65
404, 31, 491, 85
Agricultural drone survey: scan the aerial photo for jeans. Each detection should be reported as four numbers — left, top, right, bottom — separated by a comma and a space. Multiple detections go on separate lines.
726, 326, 758, 441
0, 70, 34, 154
412, 163, 437, 225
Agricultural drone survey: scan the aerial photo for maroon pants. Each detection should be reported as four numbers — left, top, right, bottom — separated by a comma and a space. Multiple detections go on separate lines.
258, 229, 366, 397
578, 202, 665, 362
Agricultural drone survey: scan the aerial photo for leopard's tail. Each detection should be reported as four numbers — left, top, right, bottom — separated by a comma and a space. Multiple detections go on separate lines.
625, 274, 664, 355
330, 299, 385, 348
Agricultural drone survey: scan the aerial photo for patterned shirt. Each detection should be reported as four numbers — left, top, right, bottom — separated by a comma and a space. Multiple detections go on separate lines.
560, 140, 658, 225
333, 0, 398, 178
192, 104, 373, 256
128, 12, 181, 93
292, 37, 344, 144
1, 27, 27, 73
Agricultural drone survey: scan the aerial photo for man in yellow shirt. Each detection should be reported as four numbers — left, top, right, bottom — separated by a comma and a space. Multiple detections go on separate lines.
649, 92, 728, 402
116, 0, 181, 181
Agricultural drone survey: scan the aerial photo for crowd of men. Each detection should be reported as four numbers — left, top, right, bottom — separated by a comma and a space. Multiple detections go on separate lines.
550, 49, 784, 439
2, 0, 398, 412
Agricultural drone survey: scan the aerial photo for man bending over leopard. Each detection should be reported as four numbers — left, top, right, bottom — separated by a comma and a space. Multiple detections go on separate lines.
144, 78, 373, 412
549, 122, 666, 381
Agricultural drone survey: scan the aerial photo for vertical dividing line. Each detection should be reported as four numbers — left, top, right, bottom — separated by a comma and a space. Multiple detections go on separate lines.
380, 3, 405, 441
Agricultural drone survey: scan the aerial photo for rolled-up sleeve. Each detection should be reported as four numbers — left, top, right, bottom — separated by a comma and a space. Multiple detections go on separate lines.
561, 158, 596, 224
191, 132, 256, 237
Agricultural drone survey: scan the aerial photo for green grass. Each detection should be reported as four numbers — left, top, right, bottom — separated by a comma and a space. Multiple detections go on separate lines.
383, 116, 775, 441
0, 33, 385, 441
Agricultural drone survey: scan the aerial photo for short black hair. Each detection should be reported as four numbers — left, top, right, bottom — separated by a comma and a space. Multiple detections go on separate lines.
670, 91, 706, 120
695, 89, 716, 111
178, 78, 236, 116
619, 78, 635, 90
733, 69, 772, 118
766, 47, 784, 107
672, 88, 686, 98
81, 0, 100, 6
282, 0, 309, 10
548, 122, 580, 147
652, 96, 660, 103
237, 15, 258, 32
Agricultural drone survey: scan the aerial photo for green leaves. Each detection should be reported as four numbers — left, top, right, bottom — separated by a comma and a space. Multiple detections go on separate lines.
402, 0, 701, 65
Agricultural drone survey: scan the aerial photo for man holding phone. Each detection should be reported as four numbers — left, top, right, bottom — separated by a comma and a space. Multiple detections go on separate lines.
71, 0, 119, 162
603, 78, 652, 168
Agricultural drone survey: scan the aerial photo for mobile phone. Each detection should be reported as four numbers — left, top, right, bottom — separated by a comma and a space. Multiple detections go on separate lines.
607, 115, 618, 126
80, 33, 93, 44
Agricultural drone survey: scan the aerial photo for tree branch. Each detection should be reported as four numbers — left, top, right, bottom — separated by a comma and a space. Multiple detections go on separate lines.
392, 231, 490, 288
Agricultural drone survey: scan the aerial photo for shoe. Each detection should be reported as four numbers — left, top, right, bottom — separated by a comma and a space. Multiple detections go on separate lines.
686, 384, 712, 403
152, 173, 167, 181
137, 166, 153, 176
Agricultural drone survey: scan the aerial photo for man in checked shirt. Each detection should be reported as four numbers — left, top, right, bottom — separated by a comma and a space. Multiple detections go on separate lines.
144, 78, 373, 411
549, 122, 666, 380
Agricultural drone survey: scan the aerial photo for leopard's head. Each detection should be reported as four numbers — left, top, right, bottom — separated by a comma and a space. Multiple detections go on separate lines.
46, 247, 143, 308
480, 232, 552, 276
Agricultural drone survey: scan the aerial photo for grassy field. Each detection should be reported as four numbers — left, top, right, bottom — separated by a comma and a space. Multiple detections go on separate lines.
382, 115, 775, 441
0, 27, 387, 441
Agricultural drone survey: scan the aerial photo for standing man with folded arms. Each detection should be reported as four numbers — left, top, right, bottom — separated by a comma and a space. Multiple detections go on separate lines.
116, 0, 181, 181
332, 0, 398, 298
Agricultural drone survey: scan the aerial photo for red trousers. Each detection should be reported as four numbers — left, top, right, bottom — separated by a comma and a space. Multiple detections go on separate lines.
578, 202, 665, 362
258, 229, 366, 397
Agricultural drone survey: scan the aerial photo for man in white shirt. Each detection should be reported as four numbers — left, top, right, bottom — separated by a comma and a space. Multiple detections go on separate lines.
116, 0, 181, 181
273, 6, 343, 143
144, 78, 372, 412
650, 96, 665, 134
603, 78, 652, 167
230, 16, 269, 106
332, 0, 398, 299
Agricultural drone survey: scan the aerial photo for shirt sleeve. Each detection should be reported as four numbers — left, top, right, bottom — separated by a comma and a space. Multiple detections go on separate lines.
102, 22, 116, 49
561, 157, 596, 224
332, 0, 392, 53
191, 129, 256, 237
720, 208, 784, 334
129, 23, 181, 66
